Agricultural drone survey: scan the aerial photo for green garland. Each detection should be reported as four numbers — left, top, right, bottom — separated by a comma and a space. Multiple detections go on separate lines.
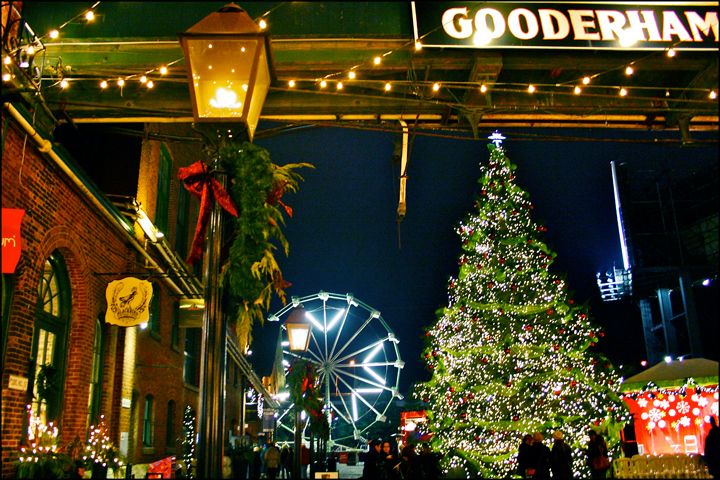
286, 360, 329, 439
220, 141, 313, 350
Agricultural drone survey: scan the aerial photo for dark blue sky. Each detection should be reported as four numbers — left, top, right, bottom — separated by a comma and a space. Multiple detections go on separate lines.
249, 125, 717, 395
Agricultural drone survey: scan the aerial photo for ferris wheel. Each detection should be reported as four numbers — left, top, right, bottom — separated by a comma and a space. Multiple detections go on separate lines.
269, 291, 404, 450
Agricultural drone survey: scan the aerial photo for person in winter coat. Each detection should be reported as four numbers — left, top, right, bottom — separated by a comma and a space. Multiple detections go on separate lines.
378, 440, 401, 480
517, 434, 535, 478
264, 440, 282, 480
530, 432, 551, 480
362, 439, 382, 479
586, 430, 610, 479
550, 430, 573, 480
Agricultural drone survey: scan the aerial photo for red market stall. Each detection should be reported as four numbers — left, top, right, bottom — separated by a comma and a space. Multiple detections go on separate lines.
620, 358, 718, 456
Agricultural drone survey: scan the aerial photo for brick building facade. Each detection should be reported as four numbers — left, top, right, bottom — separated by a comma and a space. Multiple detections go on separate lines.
1, 105, 277, 477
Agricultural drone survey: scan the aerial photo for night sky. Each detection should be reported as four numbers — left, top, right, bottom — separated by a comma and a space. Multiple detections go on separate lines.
247, 125, 717, 396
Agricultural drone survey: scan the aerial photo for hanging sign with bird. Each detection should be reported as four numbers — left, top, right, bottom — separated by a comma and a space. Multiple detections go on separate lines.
105, 277, 153, 327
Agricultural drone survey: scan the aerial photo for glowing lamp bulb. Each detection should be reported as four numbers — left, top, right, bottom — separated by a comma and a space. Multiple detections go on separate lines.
209, 87, 241, 109
258, 19, 267, 30
625, 65, 634, 75
60, 79, 69, 89
574, 86, 582, 95
374, 56, 382, 65
348, 70, 356, 79
480, 84, 487, 93
384, 82, 392, 91
117, 78, 125, 87
139, 75, 147, 84
667, 48, 676, 57
709, 90, 717, 100
146, 80, 154, 89
319, 80, 327, 88
159, 66, 168, 75
582, 76, 591, 85
85, 10, 95, 21
336, 81, 343, 90
619, 88, 628, 97
432, 82, 440, 92
414, 41, 423, 50
49, 30, 59, 39
99, 80, 108, 89
288, 79, 296, 88
527, 84, 535, 93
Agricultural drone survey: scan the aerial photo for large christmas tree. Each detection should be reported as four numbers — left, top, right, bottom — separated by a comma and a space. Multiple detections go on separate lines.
416, 134, 629, 478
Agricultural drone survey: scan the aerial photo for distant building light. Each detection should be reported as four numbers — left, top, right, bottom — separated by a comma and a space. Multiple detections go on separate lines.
702, 278, 711, 286
640, 360, 648, 367
664, 356, 672, 363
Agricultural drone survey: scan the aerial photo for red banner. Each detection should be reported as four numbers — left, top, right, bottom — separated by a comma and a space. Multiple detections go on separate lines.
2, 208, 25, 273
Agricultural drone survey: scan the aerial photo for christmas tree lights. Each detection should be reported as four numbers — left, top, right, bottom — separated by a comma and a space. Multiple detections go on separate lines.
83, 415, 123, 473
416, 133, 629, 478
16, 404, 70, 478
182, 405, 197, 478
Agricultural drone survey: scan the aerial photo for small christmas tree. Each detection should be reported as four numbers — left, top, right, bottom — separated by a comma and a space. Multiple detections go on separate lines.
16, 404, 70, 479
83, 415, 123, 475
181, 405, 197, 478
416, 133, 629, 478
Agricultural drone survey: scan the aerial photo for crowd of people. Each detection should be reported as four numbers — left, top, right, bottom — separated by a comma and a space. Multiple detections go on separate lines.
361, 439, 441, 479
517, 429, 610, 480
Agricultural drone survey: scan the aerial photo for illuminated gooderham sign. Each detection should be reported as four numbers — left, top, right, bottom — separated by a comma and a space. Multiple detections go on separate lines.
411, 2, 718, 50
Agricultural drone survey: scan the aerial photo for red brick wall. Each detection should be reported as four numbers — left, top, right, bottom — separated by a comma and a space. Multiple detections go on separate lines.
2, 118, 134, 476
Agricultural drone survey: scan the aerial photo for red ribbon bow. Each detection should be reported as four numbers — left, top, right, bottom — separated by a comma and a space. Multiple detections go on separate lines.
178, 161, 238, 264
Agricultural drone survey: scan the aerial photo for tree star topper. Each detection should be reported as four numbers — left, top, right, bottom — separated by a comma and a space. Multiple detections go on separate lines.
488, 131, 506, 148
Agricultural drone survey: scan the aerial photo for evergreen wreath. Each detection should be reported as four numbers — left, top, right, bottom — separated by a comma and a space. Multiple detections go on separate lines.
286, 359, 329, 440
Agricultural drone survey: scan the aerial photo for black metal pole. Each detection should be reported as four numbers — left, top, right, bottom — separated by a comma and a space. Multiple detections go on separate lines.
197, 154, 227, 479
294, 407, 302, 479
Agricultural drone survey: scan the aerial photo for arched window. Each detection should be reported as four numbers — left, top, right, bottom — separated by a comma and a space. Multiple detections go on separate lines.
87, 317, 104, 430
142, 395, 154, 447
32, 252, 70, 423
166, 400, 176, 450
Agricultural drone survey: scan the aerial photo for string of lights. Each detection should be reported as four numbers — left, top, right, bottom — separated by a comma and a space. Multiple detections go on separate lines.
2, 3, 716, 103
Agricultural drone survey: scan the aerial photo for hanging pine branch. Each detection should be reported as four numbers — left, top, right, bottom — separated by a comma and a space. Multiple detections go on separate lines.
220, 141, 313, 350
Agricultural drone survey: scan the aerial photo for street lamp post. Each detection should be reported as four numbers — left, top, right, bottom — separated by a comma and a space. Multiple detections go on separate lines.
285, 307, 311, 479
179, 4, 273, 478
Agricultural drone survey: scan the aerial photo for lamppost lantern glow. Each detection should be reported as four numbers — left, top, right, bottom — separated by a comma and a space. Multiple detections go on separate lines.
285, 307, 311, 352
179, 2, 274, 141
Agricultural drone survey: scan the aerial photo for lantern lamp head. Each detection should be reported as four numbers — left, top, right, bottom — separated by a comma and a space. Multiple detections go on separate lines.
179, 3, 275, 141
285, 306, 311, 352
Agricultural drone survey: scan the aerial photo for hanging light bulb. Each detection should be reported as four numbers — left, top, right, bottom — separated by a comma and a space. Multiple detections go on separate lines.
85, 10, 95, 21
288, 79, 296, 88
619, 87, 628, 97
99, 80, 108, 89
666, 48, 676, 57
336, 81, 343, 90
117, 78, 125, 87
480, 84, 487, 93
625, 65, 634, 76
146, 80, 154, 89
139, 75, 147, 84
49, 29, 59, 40
527, 84, 535, 93
319, 80, 327, 88
582, 76, 591, 85
374, 56, 382, 65
348, 70, 356, 80
432, 82, 440, 92
414, 41, 423, 51
574, 86, 582, 95
384, 82, 392, 91
710, 90, 717, 100
60, 79, 69, 89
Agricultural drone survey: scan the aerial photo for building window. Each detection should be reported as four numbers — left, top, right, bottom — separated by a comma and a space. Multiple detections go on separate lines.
142, 395, 154, 447
183, 329, 200, 387
155, 144, 172, 234
87, 318, 104, 430
148, 283, 160, 336
166, 400, 176, 450
171, 302, 180, 351
176, 182, 189, 259
2, 274, 14, 360
32, 252, 70, 424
